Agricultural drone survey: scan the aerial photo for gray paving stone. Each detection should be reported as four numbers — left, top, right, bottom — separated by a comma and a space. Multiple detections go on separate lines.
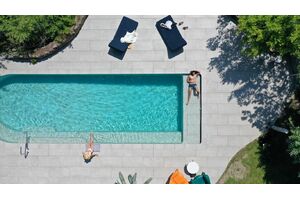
111, 167, 154, 180
122, 157, 145, 167
227, 135, 257, 147
0, 177, 19, 183
196, 147, 218, 157
228, 115, 250, 125
153, 167, 176, 178
85, 18, 121, 30
216, 146, 240, 157
92, 157, 124, 168
69, 40, 91, 51
217, 125, 240, 136
143, 157, 164, 167
151, 178, 167, 184
48, 167, 70, 177
205, 156, 231, 168
164, 157, 189, 167
203, 114, 228, 125
239, 126, 260, 136
209, 135, 229, 146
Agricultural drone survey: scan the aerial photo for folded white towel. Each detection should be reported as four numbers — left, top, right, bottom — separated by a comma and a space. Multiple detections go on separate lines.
120, 30, 138, 44
160, 20, 173, 30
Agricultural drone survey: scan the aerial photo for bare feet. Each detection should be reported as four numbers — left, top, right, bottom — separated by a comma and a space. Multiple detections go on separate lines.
128, 44, 133, 49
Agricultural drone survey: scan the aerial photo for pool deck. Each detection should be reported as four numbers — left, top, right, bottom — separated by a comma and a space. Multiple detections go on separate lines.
0, 15, 260, 183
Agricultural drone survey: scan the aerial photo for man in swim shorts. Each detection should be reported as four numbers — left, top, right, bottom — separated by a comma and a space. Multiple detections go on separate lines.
186, 70, 200, 105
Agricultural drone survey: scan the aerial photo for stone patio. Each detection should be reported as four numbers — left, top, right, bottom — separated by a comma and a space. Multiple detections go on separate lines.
0, 15, 261, 183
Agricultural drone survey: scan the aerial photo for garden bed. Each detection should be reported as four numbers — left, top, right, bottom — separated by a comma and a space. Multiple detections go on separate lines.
1, 15, 88, 62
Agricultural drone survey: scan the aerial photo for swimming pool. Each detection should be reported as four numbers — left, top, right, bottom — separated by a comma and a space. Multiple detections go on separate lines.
0, 74, 183, 143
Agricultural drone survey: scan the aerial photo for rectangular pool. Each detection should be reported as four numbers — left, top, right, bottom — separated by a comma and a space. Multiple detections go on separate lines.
0, 74, 183, 143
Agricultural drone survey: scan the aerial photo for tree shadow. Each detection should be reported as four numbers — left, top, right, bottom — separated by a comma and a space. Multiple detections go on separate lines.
0, 57, 7, 70
207, 16, 294, 131
0, 62, 6, 70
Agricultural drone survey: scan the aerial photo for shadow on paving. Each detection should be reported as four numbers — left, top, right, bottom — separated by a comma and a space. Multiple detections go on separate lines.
206, 16, 294, 132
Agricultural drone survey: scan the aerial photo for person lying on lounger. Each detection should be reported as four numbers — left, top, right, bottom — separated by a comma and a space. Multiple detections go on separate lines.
186, 70, 201, 105
82, 133, 98, 163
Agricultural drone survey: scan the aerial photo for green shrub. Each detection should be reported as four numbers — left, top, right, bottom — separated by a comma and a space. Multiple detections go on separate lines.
238, 16, 300, 98
289, 127, 300, 164
238, 16, 300, 60
115, 172, 152, 184
0, 15, 76, 56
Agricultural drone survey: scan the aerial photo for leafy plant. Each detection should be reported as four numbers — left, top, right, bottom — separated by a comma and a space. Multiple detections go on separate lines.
115, 172, 152, 184
288, 126, 300, 164
237, 16, 300, 87
0, 15, 76, 56
238, 16, 300, 60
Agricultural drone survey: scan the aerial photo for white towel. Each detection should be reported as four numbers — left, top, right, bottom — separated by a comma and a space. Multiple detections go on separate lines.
120, 31, 138, 44
160, 20, 173, 30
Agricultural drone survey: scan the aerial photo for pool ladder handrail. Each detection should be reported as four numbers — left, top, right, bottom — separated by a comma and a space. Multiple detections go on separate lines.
20, 132, 30, 159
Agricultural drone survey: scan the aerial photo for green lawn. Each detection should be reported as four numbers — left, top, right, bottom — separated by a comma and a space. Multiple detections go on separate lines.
218, 132, 300, 184
218, 139, 266, 184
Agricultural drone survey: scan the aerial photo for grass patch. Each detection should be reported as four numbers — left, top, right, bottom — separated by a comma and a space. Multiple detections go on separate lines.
219, 134, 300, 184
218, 139, 265, 184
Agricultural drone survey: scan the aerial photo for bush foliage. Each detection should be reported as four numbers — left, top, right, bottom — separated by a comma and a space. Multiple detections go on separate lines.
289, 127, 300, 164
0, 15, 76, 56
238, 16, 300, 60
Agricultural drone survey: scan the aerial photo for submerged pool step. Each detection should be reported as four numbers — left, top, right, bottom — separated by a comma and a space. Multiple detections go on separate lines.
0, 123, 182, 144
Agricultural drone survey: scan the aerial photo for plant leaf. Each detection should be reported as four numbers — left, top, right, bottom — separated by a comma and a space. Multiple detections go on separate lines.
132, 173, 137, 184
119, 172, 126, 184
128, 174, 133, 184
144, 177, 152, 184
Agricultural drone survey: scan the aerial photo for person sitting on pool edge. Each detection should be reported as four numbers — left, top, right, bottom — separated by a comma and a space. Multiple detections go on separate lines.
83, 133, 98, 163
186, 70, 201, 105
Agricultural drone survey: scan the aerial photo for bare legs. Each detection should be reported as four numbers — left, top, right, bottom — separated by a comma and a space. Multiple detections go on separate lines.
186, 87, 192, 105
195, 86, 200, 98
186, 87, 200, 105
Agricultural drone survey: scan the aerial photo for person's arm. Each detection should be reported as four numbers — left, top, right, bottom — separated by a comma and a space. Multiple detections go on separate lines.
186, 76, 190, 83
88, 133, 94, 149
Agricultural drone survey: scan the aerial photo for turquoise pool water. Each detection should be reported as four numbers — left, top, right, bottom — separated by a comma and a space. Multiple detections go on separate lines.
0, 74, 183, 143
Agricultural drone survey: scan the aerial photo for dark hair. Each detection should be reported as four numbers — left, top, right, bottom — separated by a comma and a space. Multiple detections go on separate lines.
190, 70, 200, 75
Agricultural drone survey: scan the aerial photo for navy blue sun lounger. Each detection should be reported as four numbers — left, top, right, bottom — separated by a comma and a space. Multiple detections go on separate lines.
156, 15, 187, 51
108, 16, 138, 52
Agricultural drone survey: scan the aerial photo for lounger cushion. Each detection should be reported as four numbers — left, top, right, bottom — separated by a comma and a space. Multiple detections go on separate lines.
168, 169, 189, 184
202, 172, 211, 184
156, 15, 187, 51
189, 175, 206, 184
189, 172, 211, 184
109, 16, 138, 52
